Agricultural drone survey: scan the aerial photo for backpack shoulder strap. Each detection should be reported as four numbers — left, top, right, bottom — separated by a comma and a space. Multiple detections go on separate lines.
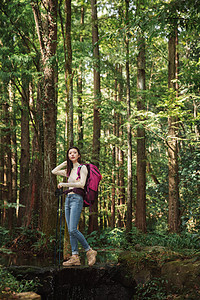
76, 164, 84, 180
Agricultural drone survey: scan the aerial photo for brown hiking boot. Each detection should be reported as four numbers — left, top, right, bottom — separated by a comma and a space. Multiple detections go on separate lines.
63, 255, 81, 267
86, 249, 97, 266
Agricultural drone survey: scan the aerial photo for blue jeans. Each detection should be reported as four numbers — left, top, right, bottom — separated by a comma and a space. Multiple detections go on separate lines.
65, 193, 90, 255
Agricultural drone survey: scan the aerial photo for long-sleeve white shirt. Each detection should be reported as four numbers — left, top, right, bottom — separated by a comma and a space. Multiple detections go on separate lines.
52, 161, 88, 190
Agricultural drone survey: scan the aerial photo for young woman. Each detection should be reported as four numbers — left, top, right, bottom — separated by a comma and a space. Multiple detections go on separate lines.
52, 146, 97, 267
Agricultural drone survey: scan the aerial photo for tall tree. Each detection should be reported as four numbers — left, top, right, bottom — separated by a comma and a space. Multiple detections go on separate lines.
125, 0, 133, 232
18, 78, 30, 227
65, 0, 73, 148
77, 4, 85, 235
2, 96, 13, 230
88, 0, 101, 233
10, 86, 18, 221
118, 65, 125, 227
115, 67, 120, 226
135, 1, 147, 233
111, 73, 118, 229
91, 0, 101, 166
77, 5, 84, 151
168, 13, 180, 233
26, 79, 44, 229
32, 0, 58, 237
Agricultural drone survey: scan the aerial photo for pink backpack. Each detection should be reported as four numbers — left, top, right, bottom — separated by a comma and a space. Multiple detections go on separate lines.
77, 164, 102, 207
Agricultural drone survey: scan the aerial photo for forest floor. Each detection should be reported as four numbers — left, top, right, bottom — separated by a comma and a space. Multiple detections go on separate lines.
1, 227, 200, 299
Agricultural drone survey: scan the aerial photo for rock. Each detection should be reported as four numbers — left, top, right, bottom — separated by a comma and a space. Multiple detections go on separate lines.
118, 248, 200, 299
7, 264, 136, 300
161, 258, 200, 293
7, 249, 200, 299
14, 292, 41, 299
0, 292, 41, 299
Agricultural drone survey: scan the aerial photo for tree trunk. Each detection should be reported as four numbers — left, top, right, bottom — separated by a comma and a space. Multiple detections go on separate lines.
168, 27, 180, 233
114, 68, 120, 227
26, 80, 44, 229
193, 99, 200, 139
135, 32, 147, 233
8, 83, 18, 225
88, 0, 101, 233
77, 5, 84, 151
59, 0, 74, 260
2, 100, 13, 230
18, 79, 30, 227
125, 0, 132, 232
32, 0, 58, 237
118, 66, 125, 227
77, 4, 85, 240
10, 99, 18, 221
0, 97, 3, 224
111, 109, 116, 228
65, 0, 73, 148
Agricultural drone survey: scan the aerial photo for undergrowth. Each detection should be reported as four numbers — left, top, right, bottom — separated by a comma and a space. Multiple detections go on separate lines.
1, 225, 200, 257
85, 226, 200, 255
0, 267, 39, 296
134, 278, 168, 300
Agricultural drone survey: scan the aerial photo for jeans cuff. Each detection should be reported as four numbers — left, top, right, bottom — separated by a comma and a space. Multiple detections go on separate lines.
85, 247, 91, 252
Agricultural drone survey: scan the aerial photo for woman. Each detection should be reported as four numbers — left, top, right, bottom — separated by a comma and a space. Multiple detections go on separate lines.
52, 146, 97, 267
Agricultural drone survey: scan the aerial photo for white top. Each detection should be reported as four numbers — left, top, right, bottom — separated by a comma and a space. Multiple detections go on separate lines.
52, 161, 88, 190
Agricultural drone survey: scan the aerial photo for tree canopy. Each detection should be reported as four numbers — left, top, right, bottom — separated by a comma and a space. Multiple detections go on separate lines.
0, 0, 200, 237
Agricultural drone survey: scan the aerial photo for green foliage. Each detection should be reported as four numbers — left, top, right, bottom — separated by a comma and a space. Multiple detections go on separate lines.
0, 226, 10, 246
135, 278, 168, 300
0, 267, 39, 296
0, 0, 200, 238
127, 228, 200, 253
0, 226, 56, 255
31, 231, 56, 254
86, 227, 200, 255
86, 228, 127, 249
179, 149, 200, 231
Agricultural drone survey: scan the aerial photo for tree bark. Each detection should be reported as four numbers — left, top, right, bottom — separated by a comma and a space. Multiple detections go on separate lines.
125, 0, 132, 232
10, 98, 18, 222
193, 99, 200, 139
0, 96, 3, 224
32, 0, 58, 237
65, 0, 73, 148
88, 0, 101, 233
77, 5, 84, 151
118, 66, 125, 227
168, 27, 180, 233
111, 142, 116, 228
18, 79, 30, 227
135, 33, 147, 233
111, 87, 116, 228
2, 100, 13, 230
26, 80, 44, 229
114, 67, 120, 227
77, 4, 85, 240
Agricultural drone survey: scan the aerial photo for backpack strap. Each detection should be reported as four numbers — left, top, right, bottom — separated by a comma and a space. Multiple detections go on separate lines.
76, 164, 84, 180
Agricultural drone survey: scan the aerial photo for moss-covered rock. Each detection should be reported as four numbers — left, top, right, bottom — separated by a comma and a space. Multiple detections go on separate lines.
161, 258, 200, 294
118, 246, 200, 299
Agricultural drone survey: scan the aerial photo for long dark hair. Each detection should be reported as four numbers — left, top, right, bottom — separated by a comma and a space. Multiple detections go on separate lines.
66, 146, 82, 176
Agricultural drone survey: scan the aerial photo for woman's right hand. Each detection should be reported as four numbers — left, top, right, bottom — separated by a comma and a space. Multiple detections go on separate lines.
58, 182, 63, 189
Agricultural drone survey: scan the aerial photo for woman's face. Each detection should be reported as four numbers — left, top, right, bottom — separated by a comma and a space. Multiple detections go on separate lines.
68, 148, 80, 163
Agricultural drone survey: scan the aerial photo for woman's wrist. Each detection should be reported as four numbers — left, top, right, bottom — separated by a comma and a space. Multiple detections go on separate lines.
58, 182, 69, 188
